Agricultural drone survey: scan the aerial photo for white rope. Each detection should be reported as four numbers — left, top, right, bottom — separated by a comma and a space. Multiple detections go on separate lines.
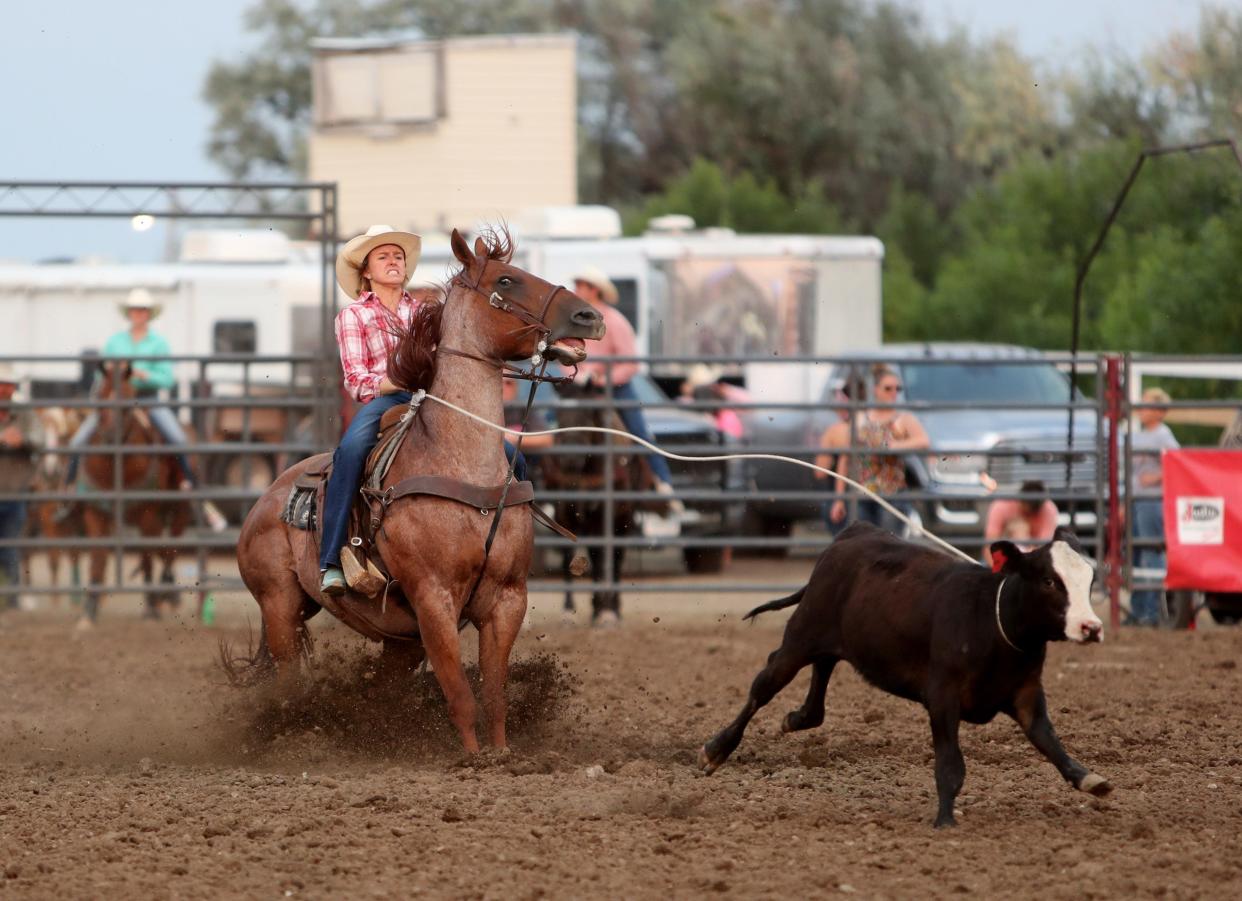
418, 390, 981, 565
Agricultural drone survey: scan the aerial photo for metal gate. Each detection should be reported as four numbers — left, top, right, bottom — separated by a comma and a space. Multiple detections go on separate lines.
0, 181, 339, 606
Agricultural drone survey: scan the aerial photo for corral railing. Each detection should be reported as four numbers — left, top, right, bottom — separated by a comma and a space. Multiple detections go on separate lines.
2, 349, 1157, 612
522, 352, 1111, 597
0, 353, 326, 602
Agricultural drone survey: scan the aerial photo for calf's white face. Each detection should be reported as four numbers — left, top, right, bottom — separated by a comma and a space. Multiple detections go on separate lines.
1050, 541, 1101, 642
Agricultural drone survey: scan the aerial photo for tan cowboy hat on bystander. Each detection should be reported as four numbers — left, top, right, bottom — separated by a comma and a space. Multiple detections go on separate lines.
119, 287, 162, 318
573, 266, 619, 304
336, 224, 422, 298
0, 361, 20, 385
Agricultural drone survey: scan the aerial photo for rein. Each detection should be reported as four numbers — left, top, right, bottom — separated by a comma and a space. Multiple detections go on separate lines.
456, 360, 548, 618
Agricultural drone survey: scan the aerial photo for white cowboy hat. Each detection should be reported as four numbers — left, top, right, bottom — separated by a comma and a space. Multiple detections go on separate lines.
0, 361, 20, 385
573, 266, 619, 304
683, 363, 723, 392
119, 287, 162, 318
336, 224, 422, 298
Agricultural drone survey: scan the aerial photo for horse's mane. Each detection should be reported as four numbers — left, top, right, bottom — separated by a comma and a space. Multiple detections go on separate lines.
387, 226, 517, 392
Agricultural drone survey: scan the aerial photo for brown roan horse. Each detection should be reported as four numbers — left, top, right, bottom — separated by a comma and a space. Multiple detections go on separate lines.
237, 229, 605, 752
80, 361, 192, 626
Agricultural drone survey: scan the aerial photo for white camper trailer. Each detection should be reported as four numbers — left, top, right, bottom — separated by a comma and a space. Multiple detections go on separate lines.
0, 212, 884, 405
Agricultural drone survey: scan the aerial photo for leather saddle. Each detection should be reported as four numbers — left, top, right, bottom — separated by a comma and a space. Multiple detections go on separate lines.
281, 405, 570, 597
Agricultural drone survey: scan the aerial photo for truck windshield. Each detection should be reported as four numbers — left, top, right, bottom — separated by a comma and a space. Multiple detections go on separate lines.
901, 363, 1072, 404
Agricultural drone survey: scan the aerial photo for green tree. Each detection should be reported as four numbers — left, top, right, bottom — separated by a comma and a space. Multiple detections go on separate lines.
625, 159, 848, 234
1152, 6, 1242, 141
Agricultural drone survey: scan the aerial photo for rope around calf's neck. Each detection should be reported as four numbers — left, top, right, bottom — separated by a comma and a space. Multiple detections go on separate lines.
415, 389, 981, 566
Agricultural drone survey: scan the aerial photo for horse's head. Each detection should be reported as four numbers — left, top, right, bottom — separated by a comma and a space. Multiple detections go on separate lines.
95, 360, 135, 430
449, 228, 605, 365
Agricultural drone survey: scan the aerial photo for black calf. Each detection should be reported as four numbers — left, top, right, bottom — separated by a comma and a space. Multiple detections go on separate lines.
699, 522, 1110, 827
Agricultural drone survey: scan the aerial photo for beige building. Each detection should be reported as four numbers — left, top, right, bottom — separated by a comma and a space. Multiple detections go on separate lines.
308, 33, 577, 238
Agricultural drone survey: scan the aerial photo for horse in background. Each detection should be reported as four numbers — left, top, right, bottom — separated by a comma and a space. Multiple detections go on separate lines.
542, 380, 657, 626
28, 406, 84, 606
77, 361, 192, 628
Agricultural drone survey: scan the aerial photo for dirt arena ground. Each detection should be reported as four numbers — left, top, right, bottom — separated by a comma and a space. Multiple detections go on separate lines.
2, 561, 1241, 899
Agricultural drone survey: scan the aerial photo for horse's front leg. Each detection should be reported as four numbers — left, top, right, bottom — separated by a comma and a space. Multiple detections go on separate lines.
80, 507, 108, 627
477, 584, 527, 749
411, 585, 480, 753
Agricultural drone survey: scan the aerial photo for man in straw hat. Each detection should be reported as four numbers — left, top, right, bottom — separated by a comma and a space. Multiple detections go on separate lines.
572, 267, 682, 513
62, 287, 227, 532
0, 363, 41, 603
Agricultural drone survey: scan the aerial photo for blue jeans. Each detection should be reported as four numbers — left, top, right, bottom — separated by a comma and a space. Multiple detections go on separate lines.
857, 498, 911, 535
613, 381, 674, 486
824, 497, 910, 537
0, 501, 27, 599
66, 406, 195, 484
1131, 499, 1165, 626
318, 393, 527, 569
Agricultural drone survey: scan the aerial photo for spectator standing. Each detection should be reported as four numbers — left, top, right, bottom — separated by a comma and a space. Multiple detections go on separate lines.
1130, 387, 1180, 626
825, 366, 929, 534
982, 480, 1059, 567
572, 267, 683, 513
0, 364, 42, 606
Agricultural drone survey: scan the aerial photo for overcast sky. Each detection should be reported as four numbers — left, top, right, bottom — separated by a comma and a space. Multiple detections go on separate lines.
0, 0, 1219, 262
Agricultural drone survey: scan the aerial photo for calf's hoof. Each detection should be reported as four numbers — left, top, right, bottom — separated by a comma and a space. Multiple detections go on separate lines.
698, 744, 724, 776
1078, 773, 1112, 796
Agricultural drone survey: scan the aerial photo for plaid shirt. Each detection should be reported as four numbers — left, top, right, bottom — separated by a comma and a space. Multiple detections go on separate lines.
335, 291, 418, 403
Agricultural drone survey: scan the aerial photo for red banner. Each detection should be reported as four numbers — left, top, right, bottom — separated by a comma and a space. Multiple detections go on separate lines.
1163, 449, 1242, 592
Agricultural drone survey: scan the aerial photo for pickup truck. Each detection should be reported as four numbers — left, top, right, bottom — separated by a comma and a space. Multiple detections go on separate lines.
740, 344, 1100, 542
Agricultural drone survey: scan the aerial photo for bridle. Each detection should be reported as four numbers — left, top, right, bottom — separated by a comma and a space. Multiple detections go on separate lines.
442, 259, 577, 385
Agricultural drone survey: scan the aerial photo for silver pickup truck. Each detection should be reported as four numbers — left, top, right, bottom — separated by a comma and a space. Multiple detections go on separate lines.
740, 344, 1100, 540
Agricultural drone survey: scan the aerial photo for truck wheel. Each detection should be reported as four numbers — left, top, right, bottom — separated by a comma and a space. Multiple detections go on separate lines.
211, 453, 277, 521
1161, 590, 1196, 630
683, 546, 726, 574
740, 509, 792, 559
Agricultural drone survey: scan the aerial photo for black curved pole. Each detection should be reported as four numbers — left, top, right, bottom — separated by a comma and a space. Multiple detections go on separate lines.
1065, 138, 1242, 525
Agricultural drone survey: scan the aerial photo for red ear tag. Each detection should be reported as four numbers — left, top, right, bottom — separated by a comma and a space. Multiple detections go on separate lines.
991, 550, 1007, 573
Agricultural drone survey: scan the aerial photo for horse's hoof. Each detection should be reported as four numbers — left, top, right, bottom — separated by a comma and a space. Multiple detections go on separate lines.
72, 618, 95, 637
1079, 773, 1112, 796
593, 610, 620, 630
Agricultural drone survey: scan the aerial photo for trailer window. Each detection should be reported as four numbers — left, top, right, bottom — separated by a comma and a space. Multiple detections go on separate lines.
612, 277, 639, 331
213, 320, 257, 355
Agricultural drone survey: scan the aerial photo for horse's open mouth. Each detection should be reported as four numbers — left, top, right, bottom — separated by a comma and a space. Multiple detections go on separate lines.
546, 336, 588, 364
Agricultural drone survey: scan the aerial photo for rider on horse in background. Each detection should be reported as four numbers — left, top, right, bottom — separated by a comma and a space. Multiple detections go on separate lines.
571, 267, 683, 515
63, 288, 227, 533
319, 225, 529, 597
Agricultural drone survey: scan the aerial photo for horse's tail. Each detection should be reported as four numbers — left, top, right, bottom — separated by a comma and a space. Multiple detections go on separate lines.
743, 587, 806, 622
218, 622, 276, 688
